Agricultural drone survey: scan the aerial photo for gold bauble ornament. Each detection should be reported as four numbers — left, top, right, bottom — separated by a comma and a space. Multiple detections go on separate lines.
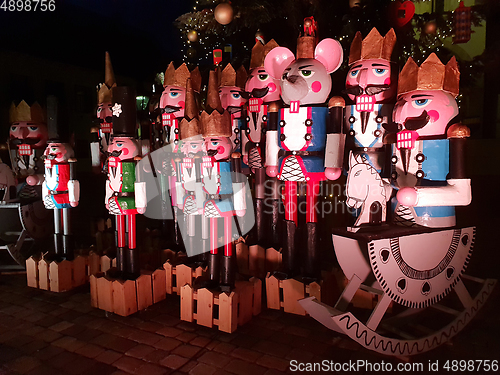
214, 3, 233, 25
187, 30, 198, 42
424, 20, 437, 34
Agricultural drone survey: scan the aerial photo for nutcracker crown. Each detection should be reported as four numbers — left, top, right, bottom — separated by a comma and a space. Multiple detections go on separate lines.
200, 70, 231, 138
9, 100, 46, 124
250, 39, 279, 69
163, 62, 202, 92
180, 79, 202, 140
219, 64, 247, 89
97, 51, 117, 103
349, 28, 396, 65
398, 53, 460, 98
296, 17, 317, 59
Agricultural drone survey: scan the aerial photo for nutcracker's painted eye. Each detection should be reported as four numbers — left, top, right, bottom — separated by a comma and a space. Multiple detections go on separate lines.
258, 74, 268, 81
349, 69, 359, 78
97, 107, 102, 113
300, 70, 313, 78
29, 126, 38, 131
116, 142, 123, 147
282, 72, 288, 80
211, 141, 219, 147
232, 92, 241, 100
169, 92, 180, 98
373, 68, 388, 76
51, 148, 57, 152
412, 98, 432, 108
10, 126, 17, 132
192, 144, 198, 149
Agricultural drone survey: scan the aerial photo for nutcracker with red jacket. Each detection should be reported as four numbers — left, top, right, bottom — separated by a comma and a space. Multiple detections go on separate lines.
40, 96, 79, 260
243, 38, 282, 246
264, 18, 344, 278
218, 64, 247, 157
156, 63, 202, 245
392, 53, 471, 227
105, 86, 147, 279
200, 70, 247, 292
90, 52, 116, 170
8, 100, 48, 199
176, 78, 208, 256
343, 28, 397, 227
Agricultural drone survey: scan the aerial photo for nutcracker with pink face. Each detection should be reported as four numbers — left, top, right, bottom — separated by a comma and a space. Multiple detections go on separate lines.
264, 18, 344, 278
104, 87, 147, 279
243, 39, 282, 246
41, 141, 79, 260
8, 101, 48, 182
391, 54, 471, 228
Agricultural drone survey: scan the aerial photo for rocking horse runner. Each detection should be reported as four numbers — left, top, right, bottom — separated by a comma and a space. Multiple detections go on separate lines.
300, 53, 496, 356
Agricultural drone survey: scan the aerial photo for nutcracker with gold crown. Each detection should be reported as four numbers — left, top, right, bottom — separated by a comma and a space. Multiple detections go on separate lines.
176, 78, 209, 256
8, 100, 48, 199
155, 63, 202, 246
342, 28, 397, 228
300, 53, 495, 357
264, 18, 344, 278
90, 52, 116, 171
243, 38, 282, 246
105, 86, 147, 279
199, 71, 247, 292
218, 64, 247, 157
40, 96, 79, 260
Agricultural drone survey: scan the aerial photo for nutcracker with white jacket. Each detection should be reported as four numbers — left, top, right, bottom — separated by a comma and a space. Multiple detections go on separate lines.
343, 28, 397, 228
264, 18, 344, 278
243, 38, 282, 246
200, 70, 248, 292
300, 53, 496, 356
90, 52, 116, 171
104, 86, 147, 279
39, 96, 79, 260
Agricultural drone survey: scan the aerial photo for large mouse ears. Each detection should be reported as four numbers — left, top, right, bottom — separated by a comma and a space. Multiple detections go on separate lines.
264, 47, 296, 79
315, 38, 343, 74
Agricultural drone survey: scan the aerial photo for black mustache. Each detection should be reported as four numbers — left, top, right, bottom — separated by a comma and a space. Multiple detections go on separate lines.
10, 138, 40, 146
106, 150, 122, 157
99, 117, 113, 124
226, 106, 242, 114
161, 105, 181, 114
342, 85, 391, 96
207, 149, 218, 156
250, 87, 269, 99
404, 111, 430, 130
43, 154, 57, 160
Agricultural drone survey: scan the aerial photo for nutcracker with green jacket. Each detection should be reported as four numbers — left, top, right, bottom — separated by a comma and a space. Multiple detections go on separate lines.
104, 86, 147, 279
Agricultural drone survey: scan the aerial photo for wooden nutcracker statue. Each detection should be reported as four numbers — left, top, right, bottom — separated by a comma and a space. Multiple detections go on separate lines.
218, 64, 247, 158
342, 28, 397, 227
392, 53, 471, 227
264, 18, 344, 278
105, 86, 147, 279
176, 78, 208, 256
156, 63, 202, 245
200, 71, 246, 292
90, 51, 116, 170
243, 38, 282, 246
39, 96, 79, 260
8, 100, 48, 199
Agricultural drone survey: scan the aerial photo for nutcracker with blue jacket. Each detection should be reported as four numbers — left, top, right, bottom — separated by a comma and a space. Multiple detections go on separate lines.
343, 28, 397, 227
264, 18, 344, 278
200, 70, 247, 292
243, 38, 282, 246
8, 100, 48, 200
391, 53, 471, 228
176, 78, 208, 256
90, 52, 116, 171
41, 96, 79, 260
157, 63, 202, 245
105, 86, 147, 279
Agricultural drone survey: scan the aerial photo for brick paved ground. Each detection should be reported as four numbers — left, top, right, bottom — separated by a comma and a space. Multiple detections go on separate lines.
0, 272, 498, 375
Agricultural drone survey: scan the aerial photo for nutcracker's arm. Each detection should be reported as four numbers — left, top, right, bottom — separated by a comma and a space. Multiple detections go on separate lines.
324, 96, 346, 170
231, 152, 246, 216
194, 155, 205, 211
265, 102, 280, 176
90, 127, 102, 168
134, 156, 147, 211
67, 158, 80, 206
174, 157, 184, 209
240, 109, 249, 158
8, 148, 20, 176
